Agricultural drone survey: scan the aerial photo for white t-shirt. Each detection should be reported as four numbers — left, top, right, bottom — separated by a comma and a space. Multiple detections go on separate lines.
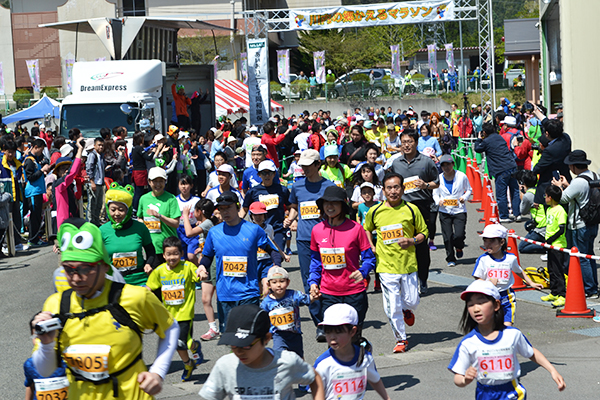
205, 186, 243, 206
350, 184, 384, 204
448, 326, 534, 386
242, 136, 262, 168
288, 161, 304, 179
208, 170, 238, 190
472, 253, 522, 292
294, 132, 311, 151
314, 346, 381, 400
176, 195, 200, 225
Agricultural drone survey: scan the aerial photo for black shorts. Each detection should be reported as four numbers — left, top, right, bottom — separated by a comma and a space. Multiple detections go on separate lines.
177, 320, 193, 350
321, 291, 368, 326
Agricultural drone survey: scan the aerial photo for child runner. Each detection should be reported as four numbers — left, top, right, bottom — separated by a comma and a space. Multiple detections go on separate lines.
448, 280, 566, 398
351, 163, 383, 210
283, 150, 305, 182
540, 185, 568, 307
176, 175, 200, 263
473, 224, 543, 326
23, 332, 68, 400
320, 145, 353, 189
146, 236, 204, 381
315, 304, 391, 400
183, 199, 221, 340
309, 186, 376, 335
357, 182, 382, 292
199, 304, 325, 400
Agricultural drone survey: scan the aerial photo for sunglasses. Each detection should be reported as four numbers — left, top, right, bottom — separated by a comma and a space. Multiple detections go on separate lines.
63, 262, 100, 277
231, 337, 261, 350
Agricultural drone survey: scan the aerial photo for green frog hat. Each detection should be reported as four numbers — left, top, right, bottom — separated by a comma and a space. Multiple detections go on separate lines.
58, 218, 110, 265
105, 182, 134, 230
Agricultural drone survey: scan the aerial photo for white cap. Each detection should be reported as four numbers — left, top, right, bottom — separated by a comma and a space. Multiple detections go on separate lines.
319, 304, 358, 326
360, 182, 375, 190
471, 104, 477, 109
485, 101, 492, 106
60, 144, 73, 158
267, 266, 289, 280
496, 106, 504, 112
153, 133, 165, 142
84, 138, 95, 151
479, 224, 508, 239
355, 115, 365, 122
210, 127, 218, 133
297, 149, 320, 166
501, 116, 517, 126
227, 135, 237, 143
258, 160, 276, 172
216, 164, 235, 175
148, 167, 167, 181
40, 124, 46, 129
461, 279, 500, 301
249, 125, 258, 133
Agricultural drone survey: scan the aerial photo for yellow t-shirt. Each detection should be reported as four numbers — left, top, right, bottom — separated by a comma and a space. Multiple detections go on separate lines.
43, 281, 174, 400
146, 260, 199, 322
363, 201, 428, 275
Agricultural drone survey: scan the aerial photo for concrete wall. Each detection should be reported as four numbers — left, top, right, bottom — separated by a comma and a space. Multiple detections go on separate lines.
559, 0, 600, 171
0, 6, 16, 101
278, 98, 451, 119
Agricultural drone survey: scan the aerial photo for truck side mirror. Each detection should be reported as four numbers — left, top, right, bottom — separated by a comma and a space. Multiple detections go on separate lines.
120, 104, 133, 115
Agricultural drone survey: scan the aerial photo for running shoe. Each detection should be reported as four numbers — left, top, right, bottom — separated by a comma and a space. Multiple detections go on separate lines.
540, 254, 548, 261
403, 310, 415, 326
428, 240, 437, 251
200, 328, 220, 341
499, 218, 513, 223
316, 328, 326, 343
593, 315, 600, 323
190, 340, 204, 364
181, 359, 196, 381
456, 248, 463, 259
15, 243, 30, 251
373, 280, 382, 292
540, 293, 559, 302
28, 239, 48, 248
393, 340, 408, 353
585, 292, 599, 299
285, 248, 293, 256
552, 296, 566, 307
447, 261, 456, 267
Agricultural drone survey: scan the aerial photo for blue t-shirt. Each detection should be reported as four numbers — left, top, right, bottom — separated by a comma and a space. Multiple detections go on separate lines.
243, 183, 290, 234
289, 177, 336, 241
358, 201, 380, 225
203, 219, 269, 301
261, 289, 311, 334
242, 166, 262, 191
417, 135, 442, 156
444, 176, 454, 194
23, 357, 68, 396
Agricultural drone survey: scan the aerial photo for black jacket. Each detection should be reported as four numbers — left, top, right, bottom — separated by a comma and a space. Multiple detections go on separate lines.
473, 133, 516, 178
532, 132, 572, 204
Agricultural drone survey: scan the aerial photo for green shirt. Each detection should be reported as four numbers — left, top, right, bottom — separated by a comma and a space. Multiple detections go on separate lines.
100, 220, 153, 286
545, 204, 567, 248
320, 164, 353, 188
364, 201, 428, 275
146, 260, 199, 322
137, 191, 181, 254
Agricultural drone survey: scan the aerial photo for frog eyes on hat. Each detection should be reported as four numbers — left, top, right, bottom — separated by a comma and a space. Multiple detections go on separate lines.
60, 232, 71, 252
72, 231, 94, 250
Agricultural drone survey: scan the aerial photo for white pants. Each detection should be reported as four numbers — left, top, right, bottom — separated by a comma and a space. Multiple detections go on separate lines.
380, 272, 420, 341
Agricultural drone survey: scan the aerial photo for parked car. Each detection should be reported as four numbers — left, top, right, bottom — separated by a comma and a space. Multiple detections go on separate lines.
273, 73, 300, 100
330, 69, 388, 99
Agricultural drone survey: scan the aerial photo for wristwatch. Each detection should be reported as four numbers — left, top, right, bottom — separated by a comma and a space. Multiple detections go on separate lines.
426, 182, 430, 189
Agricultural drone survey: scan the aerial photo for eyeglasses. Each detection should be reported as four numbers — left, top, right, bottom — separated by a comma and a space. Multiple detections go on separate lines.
63, 263, 100, 277
231, 337, 261, 350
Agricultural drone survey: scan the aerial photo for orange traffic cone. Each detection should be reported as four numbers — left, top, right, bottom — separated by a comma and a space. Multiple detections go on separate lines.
487, 202, 499, 226
479, 187, 493, 224
557, 247, 596, 318
478, 176, 492, 212
466, 158, 475, 190
506, 229, 531, 291
470, 160, 482, 203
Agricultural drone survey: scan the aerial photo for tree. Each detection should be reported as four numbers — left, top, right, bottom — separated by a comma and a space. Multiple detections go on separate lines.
177, 35, 233, 65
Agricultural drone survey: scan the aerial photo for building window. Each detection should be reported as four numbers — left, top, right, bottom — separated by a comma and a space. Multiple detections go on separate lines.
123, 0, 146, 16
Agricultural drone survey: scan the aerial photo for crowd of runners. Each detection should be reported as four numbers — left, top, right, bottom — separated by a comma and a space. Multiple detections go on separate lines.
22, 95, 593, 399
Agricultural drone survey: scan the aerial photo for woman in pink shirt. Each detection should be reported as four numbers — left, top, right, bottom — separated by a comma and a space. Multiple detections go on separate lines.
308, 185, 376, 333
53, 140, 84, 229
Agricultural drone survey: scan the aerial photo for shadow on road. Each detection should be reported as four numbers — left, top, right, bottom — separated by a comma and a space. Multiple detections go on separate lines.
381, 374, 420, 391
408, 330, 462, 347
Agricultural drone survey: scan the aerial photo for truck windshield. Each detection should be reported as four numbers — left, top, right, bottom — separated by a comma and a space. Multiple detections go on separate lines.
60, 103, 137, 138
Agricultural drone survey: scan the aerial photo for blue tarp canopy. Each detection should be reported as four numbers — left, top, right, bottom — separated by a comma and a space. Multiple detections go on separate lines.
4, 94, 60, 124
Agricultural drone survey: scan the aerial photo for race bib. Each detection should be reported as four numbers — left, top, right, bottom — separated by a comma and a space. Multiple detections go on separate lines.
331, 370, 367, 399
269, 307, 295, 331
144, 216, 161, 233
300, 201, 320, 220
334, 180, 344, 188
223, 256, 248, 277
34, 377, 69, 400
162, 284, 185, 305
259, 194, 279, 210
320, 247, 346, 270
403, 175, 420, 194
477, 346, 515, 381
63, 344, 110, 382
487, 263, 511, 285
381, 223, 404, 245
257, 247, 270, 260
112, 251, 137, 270
443, 198, 459, 207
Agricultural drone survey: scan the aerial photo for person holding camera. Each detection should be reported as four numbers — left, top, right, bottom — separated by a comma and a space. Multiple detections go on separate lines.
53, 140, 84, 229
474, 123, 520, 223
30, 219, 179, 399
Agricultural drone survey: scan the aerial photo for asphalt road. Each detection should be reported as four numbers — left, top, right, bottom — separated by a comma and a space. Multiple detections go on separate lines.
3, 201, 600, 399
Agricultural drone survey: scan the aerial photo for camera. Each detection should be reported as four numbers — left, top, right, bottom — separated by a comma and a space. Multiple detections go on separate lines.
517, 136, 524, 143
79, 139, 86, 148
590, 180, 600, 189
34, 317, 62, 335
523, 101, 534, 112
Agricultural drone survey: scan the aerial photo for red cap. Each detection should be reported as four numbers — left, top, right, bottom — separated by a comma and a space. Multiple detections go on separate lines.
249, 201, 267, 215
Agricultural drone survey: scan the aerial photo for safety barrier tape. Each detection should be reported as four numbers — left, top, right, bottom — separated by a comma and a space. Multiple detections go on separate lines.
508, 233, 600, 260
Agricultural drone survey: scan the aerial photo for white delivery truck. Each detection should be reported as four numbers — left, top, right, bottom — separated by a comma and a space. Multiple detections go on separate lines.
59, 60, 165, 138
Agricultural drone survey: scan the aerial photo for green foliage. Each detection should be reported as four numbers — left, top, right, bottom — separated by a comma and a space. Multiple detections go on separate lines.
412, 73, 425, 79
13, 89, 32, 109
177, 35, 233, 65
270, 81, 282, 93
41, 87, 59, 99
352, 73, 369, 82
291, 79, 309, 94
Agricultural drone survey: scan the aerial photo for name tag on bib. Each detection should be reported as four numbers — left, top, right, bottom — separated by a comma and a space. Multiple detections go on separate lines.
269, 307, 295, 330
259, 194, 279, 210
162, 284, 185, 305
320, 247, 346, 269
477, 346, 515, 381
381, 223, 404, 244
63, 344, 110, 381
300, 201, 320, 220
34, 377, 69, 400
112, 251, 137, 270
144, 217, 161, 233
257, 248, 270, 260
331, 370, 367, 399
403, 175, 420, 194
223, 256, 248, 277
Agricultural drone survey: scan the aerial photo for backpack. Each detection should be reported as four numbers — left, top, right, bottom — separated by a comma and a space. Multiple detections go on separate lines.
576, 173, 600, 226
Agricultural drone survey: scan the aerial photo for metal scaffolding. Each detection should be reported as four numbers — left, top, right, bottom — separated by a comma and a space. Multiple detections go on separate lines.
243, 0, 495, 108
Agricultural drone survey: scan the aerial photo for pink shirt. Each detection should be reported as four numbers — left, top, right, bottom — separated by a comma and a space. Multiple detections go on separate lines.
55, 157, 82, 229
310, 219, 371, 296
